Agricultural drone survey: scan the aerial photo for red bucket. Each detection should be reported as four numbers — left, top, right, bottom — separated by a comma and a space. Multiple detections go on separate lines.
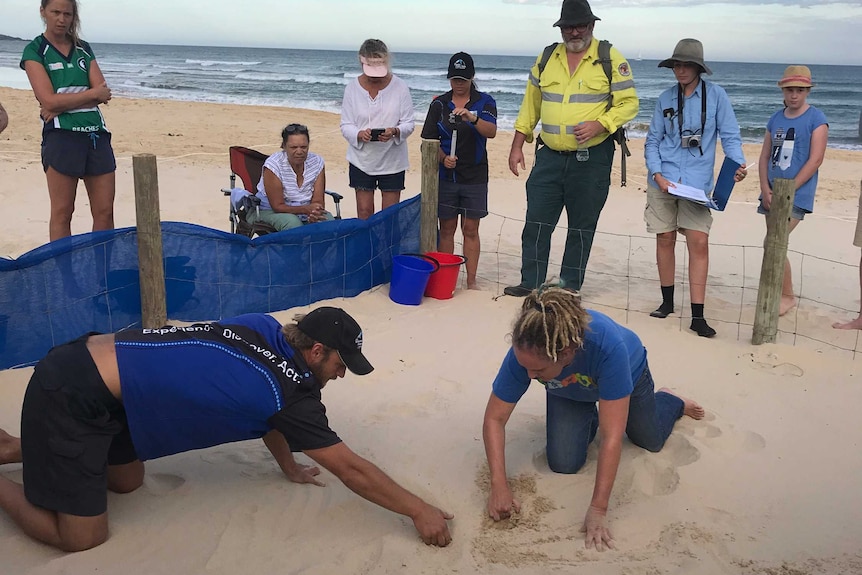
423, 252, 467, 300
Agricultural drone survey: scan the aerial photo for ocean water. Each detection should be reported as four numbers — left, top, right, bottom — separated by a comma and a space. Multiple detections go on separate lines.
1, 40, 860, 149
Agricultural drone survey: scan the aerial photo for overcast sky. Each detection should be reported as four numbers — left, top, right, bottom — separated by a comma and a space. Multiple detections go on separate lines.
3, 0, 862, 65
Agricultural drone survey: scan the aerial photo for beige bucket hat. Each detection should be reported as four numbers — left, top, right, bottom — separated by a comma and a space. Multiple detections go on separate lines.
658, 38, 712, 76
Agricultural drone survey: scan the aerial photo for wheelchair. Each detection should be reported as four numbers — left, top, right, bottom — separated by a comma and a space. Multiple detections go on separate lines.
221, 146, 343, 238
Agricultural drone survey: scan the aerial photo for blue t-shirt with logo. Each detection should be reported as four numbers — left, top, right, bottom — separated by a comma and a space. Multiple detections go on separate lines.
766, 105, 828, 213
492, 310, 647, 404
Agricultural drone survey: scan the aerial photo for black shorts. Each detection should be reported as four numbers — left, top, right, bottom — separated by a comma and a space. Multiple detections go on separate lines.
348, 163, 405, 192
41, 129, 116, 178
438, 180, 489, 220
21, 334, 137, 517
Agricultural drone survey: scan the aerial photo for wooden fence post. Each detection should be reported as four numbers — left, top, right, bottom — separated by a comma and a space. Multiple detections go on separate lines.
133, 153, 167, 329
752, 177, 795, 344
419, 139, 440, 254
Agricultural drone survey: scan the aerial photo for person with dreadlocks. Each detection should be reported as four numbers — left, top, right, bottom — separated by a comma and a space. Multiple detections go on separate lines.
482, 285, 704, 551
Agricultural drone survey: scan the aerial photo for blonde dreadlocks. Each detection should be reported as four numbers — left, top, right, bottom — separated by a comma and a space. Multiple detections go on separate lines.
510, 284, 590, 362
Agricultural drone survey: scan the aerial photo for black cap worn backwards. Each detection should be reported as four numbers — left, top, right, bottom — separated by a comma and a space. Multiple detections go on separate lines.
297, 307, 374, 376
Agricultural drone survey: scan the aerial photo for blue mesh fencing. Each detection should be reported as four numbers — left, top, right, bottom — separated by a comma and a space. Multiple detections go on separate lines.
0, 196, 420, 370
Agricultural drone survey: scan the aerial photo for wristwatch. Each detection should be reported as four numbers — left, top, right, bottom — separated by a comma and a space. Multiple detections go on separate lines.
470, 113, 479, 125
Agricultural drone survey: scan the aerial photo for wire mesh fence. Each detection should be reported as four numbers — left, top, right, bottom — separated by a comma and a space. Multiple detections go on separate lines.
441, 202, 862, 359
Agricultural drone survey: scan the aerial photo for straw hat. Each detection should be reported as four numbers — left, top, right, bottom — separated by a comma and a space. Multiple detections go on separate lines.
778, 65, 813, 88
658, 38, 712, 76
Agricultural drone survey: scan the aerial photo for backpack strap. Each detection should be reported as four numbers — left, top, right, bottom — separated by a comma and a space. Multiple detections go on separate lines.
537, 42, 559, 77
533, 42, 559, 150
593, 39, 631, 186
594, 40, 614, 112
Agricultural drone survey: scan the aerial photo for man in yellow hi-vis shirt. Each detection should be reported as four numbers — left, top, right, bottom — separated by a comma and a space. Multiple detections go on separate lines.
504, 0, 638, 297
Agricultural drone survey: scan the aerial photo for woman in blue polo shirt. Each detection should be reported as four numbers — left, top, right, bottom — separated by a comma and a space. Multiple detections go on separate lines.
482, 285, 704, 551
420, 52, 497, 290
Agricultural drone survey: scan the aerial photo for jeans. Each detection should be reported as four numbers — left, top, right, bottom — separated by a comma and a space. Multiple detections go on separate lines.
519, 137, 614, 291
545, 362, 684, 474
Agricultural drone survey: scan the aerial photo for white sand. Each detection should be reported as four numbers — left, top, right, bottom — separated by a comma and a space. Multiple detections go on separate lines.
2, 87, 862, 573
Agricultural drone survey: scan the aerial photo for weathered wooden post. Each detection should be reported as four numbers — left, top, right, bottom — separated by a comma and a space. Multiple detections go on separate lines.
133, 153, 167, 329
752, 177, 795, 344
419, 139, 440, 254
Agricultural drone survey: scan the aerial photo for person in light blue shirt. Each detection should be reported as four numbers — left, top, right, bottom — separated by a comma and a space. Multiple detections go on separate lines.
483, 284, 704, 551
644, 39, 747, 338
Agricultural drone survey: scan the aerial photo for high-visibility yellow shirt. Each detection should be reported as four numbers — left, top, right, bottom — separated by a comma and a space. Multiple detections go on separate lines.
514, 39, 639, 151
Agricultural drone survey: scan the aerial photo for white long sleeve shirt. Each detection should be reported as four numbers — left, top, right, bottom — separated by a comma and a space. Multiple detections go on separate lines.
340, 75, 415, 175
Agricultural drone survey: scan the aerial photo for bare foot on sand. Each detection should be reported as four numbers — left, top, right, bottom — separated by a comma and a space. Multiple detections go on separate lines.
779, 295, 797, 316
467, 278, 480, 290
833, 315, 862, 330
0, 428, 22, 465
658, 388, 705, 420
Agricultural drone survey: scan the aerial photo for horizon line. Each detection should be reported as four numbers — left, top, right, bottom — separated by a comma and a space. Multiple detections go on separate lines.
1, 34, 859, 68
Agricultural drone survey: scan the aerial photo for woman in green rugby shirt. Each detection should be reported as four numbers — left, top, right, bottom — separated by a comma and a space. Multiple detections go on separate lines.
21, 0, 115, 241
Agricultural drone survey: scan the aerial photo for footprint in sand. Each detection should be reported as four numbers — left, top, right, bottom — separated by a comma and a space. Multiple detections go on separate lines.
681, 416, 766, 455
676, 413, 723, 440
144, 473, 185, 495
692, 423, 722, 439
627, 434, 701, 496
744, 351, 804, 377
630, 456, 681, 496
725, 428, 766, 453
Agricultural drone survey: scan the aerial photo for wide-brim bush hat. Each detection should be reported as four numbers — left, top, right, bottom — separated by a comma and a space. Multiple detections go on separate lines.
553, 0, 600, 27
658, 38, 712, 76
778, 65, 813, 88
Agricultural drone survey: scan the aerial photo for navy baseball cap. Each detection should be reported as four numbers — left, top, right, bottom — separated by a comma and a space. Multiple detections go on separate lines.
447, 52, 475, 80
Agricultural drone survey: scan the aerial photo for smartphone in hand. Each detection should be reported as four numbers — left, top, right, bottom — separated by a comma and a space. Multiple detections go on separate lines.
370, 128, 385, 142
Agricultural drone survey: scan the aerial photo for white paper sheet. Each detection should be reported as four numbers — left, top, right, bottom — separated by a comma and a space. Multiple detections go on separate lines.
667, 182, 719, 210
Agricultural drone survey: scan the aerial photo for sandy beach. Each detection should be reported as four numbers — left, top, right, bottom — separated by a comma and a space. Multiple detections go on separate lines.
2, 85, 862, 574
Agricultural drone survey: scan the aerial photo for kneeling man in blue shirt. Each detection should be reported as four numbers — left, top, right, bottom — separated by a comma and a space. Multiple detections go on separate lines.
0, 307, 453, 551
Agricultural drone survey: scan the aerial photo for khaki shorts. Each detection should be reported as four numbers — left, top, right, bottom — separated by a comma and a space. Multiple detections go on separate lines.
854, 191, 862, 248
644, 185, 713, 235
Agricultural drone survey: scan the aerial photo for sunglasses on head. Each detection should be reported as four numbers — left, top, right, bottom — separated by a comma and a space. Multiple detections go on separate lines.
285, 123, 308, 134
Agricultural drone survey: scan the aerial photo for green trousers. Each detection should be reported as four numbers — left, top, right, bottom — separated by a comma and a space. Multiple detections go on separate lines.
519, 137, 614, 291
248, 208, 334, 231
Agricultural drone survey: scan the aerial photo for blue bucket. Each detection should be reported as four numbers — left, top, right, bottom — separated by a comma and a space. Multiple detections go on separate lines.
390, 255, 439, 306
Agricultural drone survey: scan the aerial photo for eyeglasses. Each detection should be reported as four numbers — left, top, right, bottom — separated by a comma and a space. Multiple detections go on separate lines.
285, 123, 309, 134
561, 23, 591, 33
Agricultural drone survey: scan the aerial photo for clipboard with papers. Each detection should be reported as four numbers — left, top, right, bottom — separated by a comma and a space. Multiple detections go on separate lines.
667, 182, 720, 210
666, 157, 743, 212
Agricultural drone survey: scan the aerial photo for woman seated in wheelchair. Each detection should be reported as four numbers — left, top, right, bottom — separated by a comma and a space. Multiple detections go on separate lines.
248, 123, 334, 230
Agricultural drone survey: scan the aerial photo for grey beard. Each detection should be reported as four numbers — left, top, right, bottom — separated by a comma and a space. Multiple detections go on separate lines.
565, 35, 592, 53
